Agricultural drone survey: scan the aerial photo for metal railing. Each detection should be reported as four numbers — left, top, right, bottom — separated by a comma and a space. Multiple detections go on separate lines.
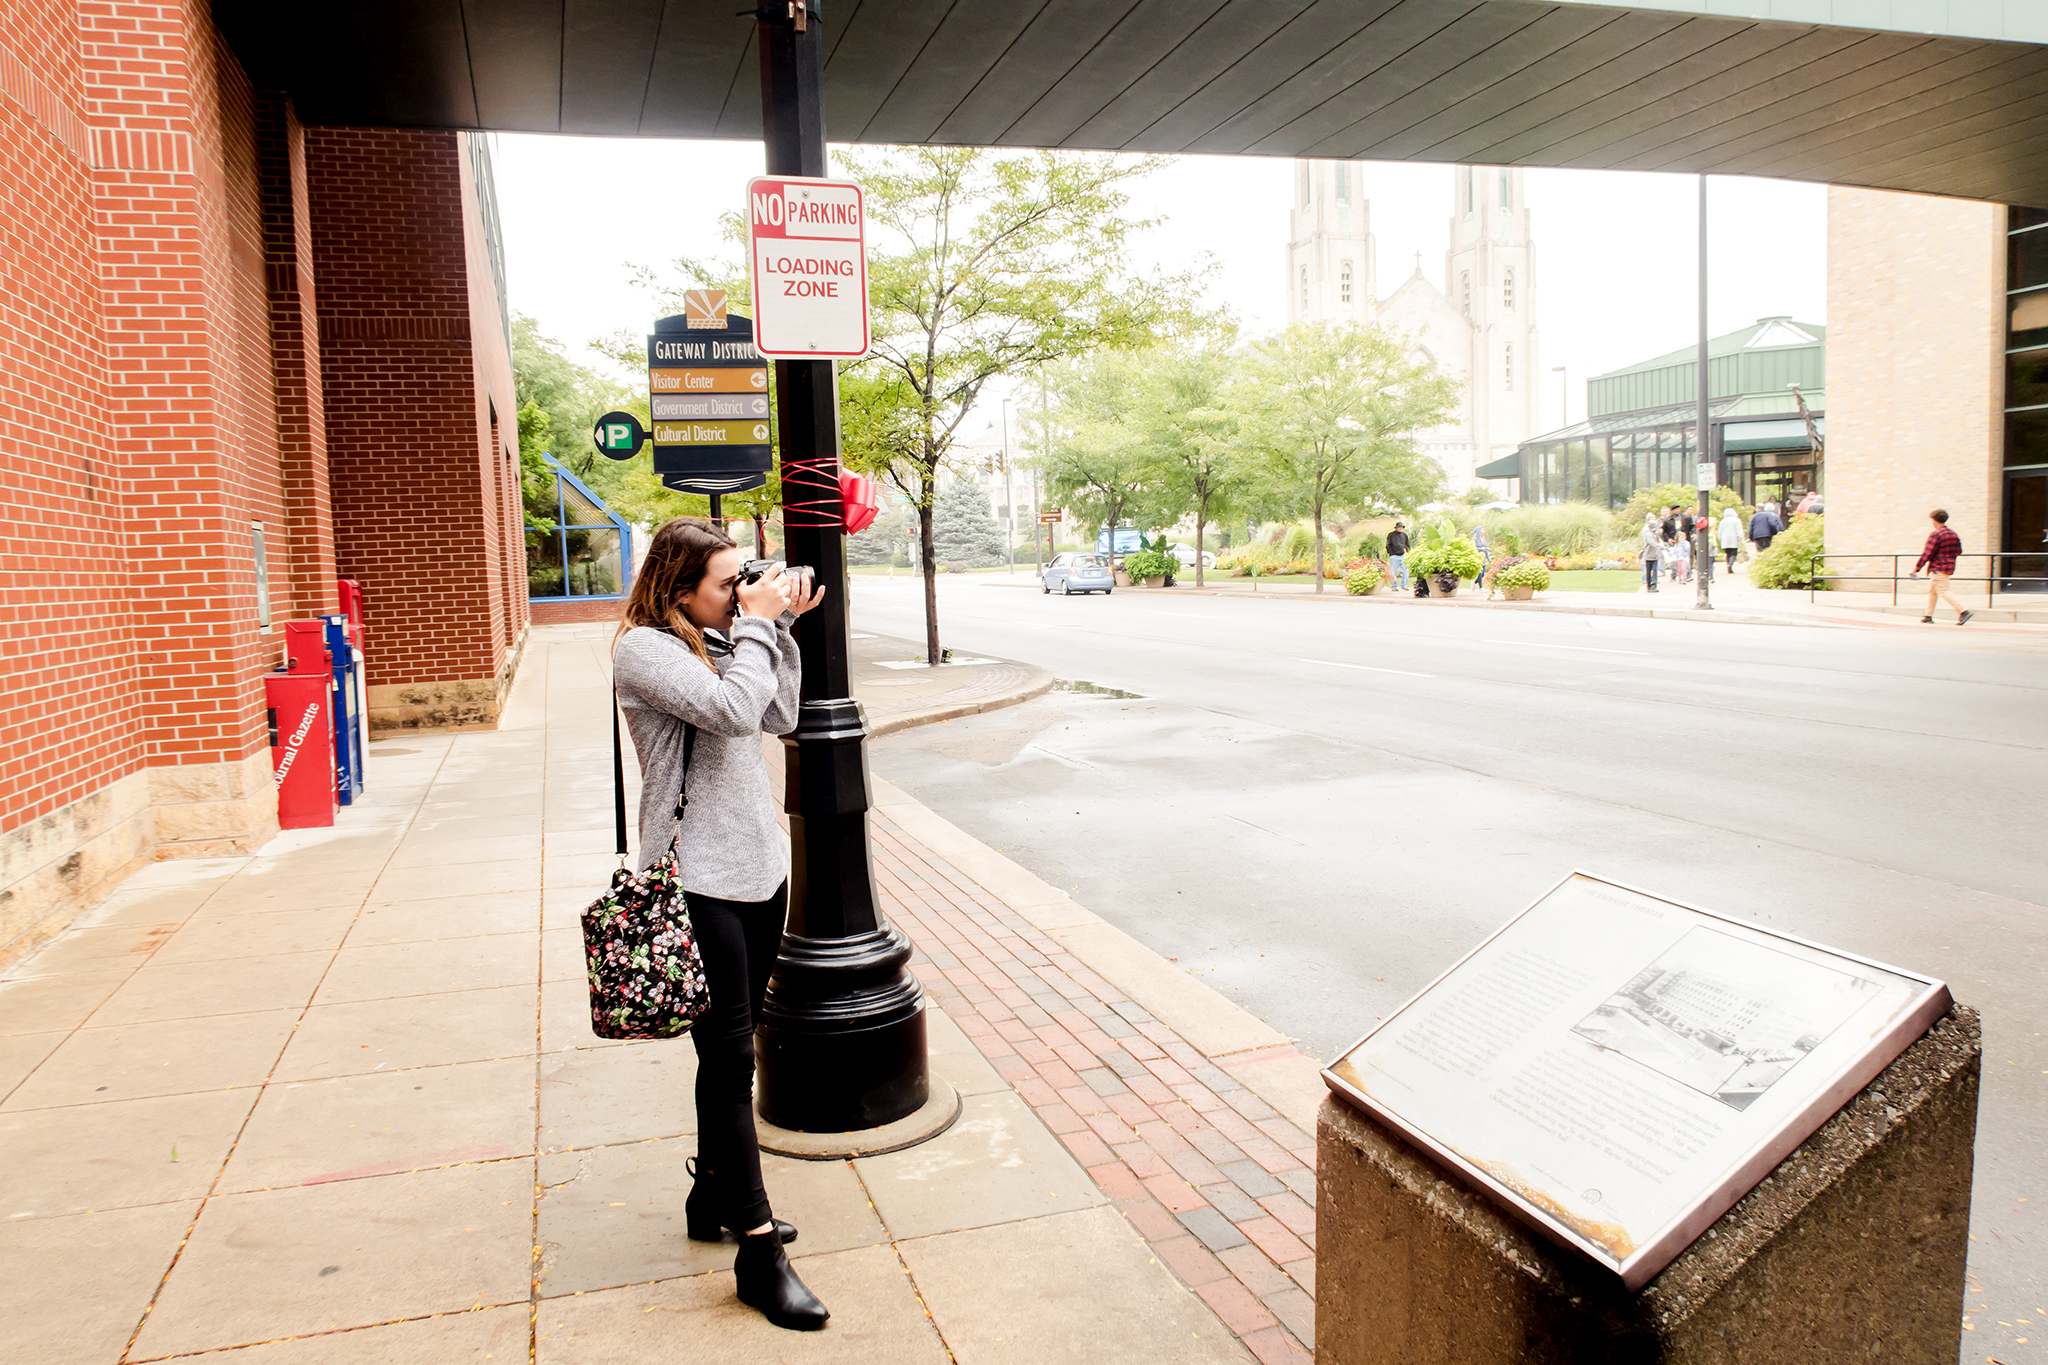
1809, 553, 2048, 604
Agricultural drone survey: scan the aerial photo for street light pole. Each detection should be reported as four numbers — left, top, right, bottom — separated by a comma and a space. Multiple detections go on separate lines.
1695, 174, 1713, 611
1002, 396, 1014, 572
753, 0, 927, 1133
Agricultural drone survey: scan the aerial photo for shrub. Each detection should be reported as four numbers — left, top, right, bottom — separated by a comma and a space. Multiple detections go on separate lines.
1123, 548, 1177, 581
1489, 502, 1610, 556
1352, 531, 1386, 562
1492, 560, 1552, 592
1344, 564, 1382, 595
1408, 539, 1483, 581
1749, 514, 1825, 589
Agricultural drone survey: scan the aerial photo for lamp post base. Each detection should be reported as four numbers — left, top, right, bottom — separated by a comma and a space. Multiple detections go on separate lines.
755, 923, 928, 1132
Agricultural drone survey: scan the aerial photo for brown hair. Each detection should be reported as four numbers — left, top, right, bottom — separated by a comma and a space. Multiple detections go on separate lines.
1930, 508, 1949, 524
616, 517, 738, 668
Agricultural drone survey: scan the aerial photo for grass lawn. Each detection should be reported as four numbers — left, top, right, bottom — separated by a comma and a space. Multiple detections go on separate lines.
1543, 569, 1643, 593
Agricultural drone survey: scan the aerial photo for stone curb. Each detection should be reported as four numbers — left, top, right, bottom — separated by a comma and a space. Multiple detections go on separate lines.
871, 777, 1327, 1134
865, 668, 1057, 740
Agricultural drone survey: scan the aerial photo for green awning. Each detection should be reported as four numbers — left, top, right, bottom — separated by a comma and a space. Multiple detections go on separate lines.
1475, 453, 1521, 479
1722, 417, 1823, 454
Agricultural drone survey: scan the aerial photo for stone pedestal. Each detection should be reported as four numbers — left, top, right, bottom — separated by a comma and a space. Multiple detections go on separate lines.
1317, 1005, 1979, 1365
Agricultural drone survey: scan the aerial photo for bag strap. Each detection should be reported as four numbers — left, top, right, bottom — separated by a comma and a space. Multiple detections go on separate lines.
613, 681, 699, 861
613, 683, 628, 858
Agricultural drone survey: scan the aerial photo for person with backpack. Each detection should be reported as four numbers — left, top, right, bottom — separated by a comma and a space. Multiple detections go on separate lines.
611, 518, 832, 1331
1910, 508, 1972, 625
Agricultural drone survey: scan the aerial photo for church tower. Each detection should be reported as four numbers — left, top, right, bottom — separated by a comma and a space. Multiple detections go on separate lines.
1286, 160, 1375, 326
1444, 164, 1540, 474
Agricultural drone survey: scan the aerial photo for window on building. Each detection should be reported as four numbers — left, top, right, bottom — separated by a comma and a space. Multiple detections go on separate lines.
1300, 163, 1310, 206
1341, 262, 1353, 305
1301, 265, 1309, 311
1461, 271, 1471, 319
1464, 166, 1475, 220
1505, 343, 1514, 390
1499, 168, 1511, 210
527, 454, 632, 600
1503, 267, 1515, 310
1336, 163, 1349, 203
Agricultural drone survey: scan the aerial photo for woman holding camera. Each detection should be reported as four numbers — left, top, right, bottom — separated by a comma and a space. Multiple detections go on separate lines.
612, 517, 829, 1330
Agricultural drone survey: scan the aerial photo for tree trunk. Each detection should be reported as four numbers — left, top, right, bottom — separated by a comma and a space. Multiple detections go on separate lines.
1195, 492, 1208, 588
1312, 492, 1325, 593
919, 479, 941, 666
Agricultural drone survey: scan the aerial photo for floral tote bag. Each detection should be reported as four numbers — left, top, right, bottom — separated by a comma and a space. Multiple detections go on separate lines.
581, 712, 709, 1040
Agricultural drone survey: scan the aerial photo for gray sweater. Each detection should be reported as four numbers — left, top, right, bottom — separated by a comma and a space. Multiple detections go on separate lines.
613, 616, 801, 900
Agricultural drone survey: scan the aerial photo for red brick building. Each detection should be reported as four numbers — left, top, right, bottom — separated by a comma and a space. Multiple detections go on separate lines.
0, 1, 523, 967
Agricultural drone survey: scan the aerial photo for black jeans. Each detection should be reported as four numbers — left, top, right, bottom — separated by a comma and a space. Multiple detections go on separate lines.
689, 881, 787, 1231
1724, 548, 1738, 570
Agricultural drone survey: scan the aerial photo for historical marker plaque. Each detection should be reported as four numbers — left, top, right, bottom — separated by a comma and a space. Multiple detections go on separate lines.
1323, 872, 1950, 1289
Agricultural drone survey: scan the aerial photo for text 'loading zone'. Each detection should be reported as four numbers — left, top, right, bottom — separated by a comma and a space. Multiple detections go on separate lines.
745, 175, 870, 360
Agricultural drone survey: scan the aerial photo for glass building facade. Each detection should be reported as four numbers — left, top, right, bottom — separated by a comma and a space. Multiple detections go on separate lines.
2007, 207, 2048, 585
1505, 319, 1826, 508
526, 454, 632, 602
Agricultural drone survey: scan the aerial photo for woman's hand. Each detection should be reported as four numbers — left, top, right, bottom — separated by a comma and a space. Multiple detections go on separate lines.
786, 576, 827, 618
736, 566, 786, 619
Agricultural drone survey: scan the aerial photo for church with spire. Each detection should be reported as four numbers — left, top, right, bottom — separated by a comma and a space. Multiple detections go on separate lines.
1286, 160, 1539, 491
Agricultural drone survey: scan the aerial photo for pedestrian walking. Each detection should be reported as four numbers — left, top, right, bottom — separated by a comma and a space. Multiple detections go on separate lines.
1640, 515, 1663, 592
611, 518, 833, 1331
1668, 519, 1691, 583
1911, 508, 1973, 625
1749, 502, 1784, 552
1386, 520, 1410, 591
1717, 507, 1744, 572
1472, 523, 1491, 586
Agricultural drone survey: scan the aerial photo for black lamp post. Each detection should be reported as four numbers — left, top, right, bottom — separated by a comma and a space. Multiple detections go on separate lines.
751, 0, 928, 1132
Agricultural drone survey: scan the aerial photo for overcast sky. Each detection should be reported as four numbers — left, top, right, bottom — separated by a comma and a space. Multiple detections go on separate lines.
493, 133, 1826, 439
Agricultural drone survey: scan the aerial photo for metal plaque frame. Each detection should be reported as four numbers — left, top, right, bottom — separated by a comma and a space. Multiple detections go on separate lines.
1321, 870, 1951, 1290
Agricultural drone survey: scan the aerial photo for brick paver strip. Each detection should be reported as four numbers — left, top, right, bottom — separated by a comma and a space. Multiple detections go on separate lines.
869, 812, 1318, 1360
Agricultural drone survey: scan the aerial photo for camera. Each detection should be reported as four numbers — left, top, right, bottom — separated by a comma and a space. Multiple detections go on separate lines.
738, 559, 815, 594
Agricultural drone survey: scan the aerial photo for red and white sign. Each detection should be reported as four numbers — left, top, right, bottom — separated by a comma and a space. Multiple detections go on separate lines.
746, 176, 870, 359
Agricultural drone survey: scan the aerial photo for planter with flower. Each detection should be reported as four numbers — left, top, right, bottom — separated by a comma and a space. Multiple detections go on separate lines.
1406, 539, 1483, 597
1343, 559, 1386, 595
1122, 548, 1178, 587
1490, 559, 1552, 601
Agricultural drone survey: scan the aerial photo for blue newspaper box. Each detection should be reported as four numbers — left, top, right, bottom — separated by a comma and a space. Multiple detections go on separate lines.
322, 614, 365, 805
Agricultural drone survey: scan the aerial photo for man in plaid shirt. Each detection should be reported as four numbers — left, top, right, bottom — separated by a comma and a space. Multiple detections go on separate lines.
1913, 508, 1972, 625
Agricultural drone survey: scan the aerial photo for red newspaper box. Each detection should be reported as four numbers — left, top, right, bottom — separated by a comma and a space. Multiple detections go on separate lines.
266, 671, 335, 829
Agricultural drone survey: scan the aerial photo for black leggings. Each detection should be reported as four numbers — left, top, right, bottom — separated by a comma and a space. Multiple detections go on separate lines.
689, 881, 787, 1230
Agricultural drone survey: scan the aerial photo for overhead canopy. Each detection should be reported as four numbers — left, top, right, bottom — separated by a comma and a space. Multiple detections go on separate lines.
215, 0, 2048, 205
1476, 453, 1523, 479
1722, 417, 1824, 453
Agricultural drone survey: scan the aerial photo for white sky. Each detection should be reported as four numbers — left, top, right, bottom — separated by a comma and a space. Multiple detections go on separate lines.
493, 134, 1826, 438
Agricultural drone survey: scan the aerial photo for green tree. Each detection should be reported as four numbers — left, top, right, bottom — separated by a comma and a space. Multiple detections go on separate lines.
512, 314, 634, 525
1235, 323, 1460, 591
931, 482, 1007, 567
837, 146, 1197, 665
1130, 335, 1242, 587
1039, 351, 1166, 565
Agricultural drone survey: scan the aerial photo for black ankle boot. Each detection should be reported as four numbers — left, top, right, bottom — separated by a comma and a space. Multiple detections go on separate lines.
686, 1158, 797, 1244
734, 1229, 829, 1330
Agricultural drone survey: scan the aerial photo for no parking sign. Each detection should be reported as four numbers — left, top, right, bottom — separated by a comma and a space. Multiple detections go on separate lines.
745, 176, 870, 359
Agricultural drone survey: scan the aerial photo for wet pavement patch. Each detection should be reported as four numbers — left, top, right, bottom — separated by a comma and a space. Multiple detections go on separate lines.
1051, 679, 1144, 699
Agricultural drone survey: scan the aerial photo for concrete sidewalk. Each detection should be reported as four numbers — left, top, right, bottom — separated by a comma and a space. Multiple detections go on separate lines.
0, 625, 1319, 1364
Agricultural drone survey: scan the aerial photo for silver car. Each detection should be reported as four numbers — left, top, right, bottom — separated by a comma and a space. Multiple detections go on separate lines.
1042, 552, 1114, 595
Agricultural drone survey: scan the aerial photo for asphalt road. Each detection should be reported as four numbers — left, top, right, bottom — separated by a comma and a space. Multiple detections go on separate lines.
849, 571, 2048, 1348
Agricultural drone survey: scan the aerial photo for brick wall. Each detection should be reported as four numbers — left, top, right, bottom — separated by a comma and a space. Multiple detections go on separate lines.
1, 2, 527, 963
1827, 187, 2006, 576
0, 2, 137, 842
309, 127, 522, 731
